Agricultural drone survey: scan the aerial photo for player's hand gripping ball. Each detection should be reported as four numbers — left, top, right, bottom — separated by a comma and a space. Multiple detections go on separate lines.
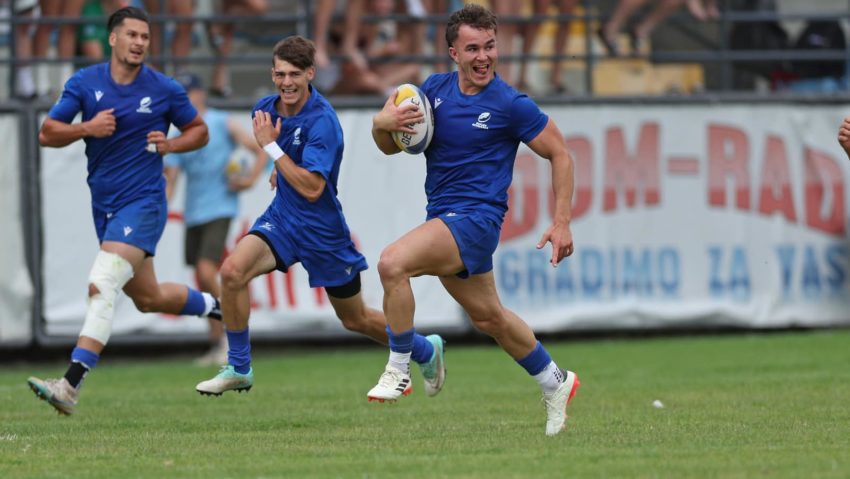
391, 83, 434, 155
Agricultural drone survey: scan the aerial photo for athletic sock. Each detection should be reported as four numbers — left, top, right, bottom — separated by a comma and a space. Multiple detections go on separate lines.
65, 347, 100, 389
200, 292, 217, 317
533, 361, 565, 394
225, 327, 251, 374
179, 287, 206, 316
517, 341, 564, 393
387, 327, 415, 373
390, 326, 434, 365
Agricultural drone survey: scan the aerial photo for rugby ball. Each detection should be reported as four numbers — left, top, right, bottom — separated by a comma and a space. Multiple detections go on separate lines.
226, 146, 254, 178
391, 83, 434, 155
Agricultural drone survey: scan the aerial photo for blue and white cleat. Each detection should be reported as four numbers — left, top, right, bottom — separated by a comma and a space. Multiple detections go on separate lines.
196, 365, 253, 396
418, 334, 446, 397
543, 369, 581, 436
27, 376, 78, 416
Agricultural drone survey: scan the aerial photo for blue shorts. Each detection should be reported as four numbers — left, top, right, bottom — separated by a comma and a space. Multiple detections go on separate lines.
92, 195, 167, 256
249, 210, 368, 288
434, 208, 502, 278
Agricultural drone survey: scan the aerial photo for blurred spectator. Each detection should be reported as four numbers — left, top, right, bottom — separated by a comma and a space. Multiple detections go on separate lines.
422, 0, 449, 72
331, 0, 426, 95
36, 0, 86, 84
598, 0, 685, 57
77, 0, 128, 62
206, 0, 268, 97
313, 0, 366, 92
15, 0, 86, 98
546, 0, 580, 93
492, 0, 521, 82
142, 0, 193, 73
685, 0, 719, 21
782, 20, 847, 93
5, 0, 38, 98
517, 0, 579, 93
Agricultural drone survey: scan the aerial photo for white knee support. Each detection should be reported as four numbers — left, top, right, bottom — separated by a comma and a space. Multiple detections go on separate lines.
79, 251, 135, 345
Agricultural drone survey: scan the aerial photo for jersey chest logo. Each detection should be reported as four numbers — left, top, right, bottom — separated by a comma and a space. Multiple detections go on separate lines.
292, 127, 302, 145
472, 112, 491, 130
136, 97, 153, 114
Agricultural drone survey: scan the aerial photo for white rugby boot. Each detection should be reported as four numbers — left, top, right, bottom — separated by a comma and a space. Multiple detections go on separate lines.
543, 369, 581, 436
196, 365, 253, 396
27, 376, 78, 416
366, 365, 412, 403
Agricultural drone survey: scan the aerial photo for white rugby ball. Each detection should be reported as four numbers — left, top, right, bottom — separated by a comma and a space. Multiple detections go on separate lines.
226, 146, 254, 178
391, 83, 434, 155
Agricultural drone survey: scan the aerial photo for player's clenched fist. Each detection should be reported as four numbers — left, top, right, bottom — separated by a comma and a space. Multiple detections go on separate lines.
86, 108, 116, 138
838, 117, 850, 158
146, 130, 170, 154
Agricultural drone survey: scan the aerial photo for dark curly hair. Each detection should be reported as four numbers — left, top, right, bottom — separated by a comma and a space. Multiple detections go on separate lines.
445, 3, 498, 49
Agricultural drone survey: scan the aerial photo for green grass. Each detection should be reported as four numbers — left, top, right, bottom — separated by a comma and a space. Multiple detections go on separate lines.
2, 330, 850, 478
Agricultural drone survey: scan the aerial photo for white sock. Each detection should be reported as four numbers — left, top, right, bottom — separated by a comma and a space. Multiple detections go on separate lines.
36, 63, 50, 95
16, 66, 35, 97
201, 292, 217, 316
388, 351, 411, 374
534, 361, 565, 394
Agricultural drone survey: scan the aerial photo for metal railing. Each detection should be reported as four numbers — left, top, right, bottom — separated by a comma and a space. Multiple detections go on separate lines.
3, 1, 850, 100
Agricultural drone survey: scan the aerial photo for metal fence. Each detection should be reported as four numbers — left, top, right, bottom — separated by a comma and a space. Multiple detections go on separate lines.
3, 0, 850, 100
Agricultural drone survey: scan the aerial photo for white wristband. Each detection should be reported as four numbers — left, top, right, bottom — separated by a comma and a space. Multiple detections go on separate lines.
263, 142, 284, 160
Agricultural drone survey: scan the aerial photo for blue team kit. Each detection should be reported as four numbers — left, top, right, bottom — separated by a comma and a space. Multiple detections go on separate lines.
420, 72, 548, 276
249, 86, 367, 287
48, 62, 198, 255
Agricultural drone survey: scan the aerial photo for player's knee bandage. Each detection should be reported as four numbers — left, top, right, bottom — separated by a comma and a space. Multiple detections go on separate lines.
79, 251, 135, 345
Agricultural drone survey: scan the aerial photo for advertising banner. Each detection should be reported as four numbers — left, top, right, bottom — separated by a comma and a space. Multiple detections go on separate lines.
39, 104, 850, 341
0, 115, 33, 345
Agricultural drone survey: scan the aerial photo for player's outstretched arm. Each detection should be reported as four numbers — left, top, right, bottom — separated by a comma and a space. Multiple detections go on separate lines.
838, 117, 850, 160
38, 109, 116, 147
371, 91, 422, 155
527, 118, 575, 267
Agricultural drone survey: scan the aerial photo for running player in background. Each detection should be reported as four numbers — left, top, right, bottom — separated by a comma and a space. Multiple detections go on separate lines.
164, 72, 267, 367
367, 3, 580, 436
28, 7, 215, 416
194, 35, 446, 397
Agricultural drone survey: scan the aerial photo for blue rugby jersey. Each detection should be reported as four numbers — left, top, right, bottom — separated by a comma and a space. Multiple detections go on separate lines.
252, 86, 353, 250
420, 72, 548, 220
48, 62, 198, 211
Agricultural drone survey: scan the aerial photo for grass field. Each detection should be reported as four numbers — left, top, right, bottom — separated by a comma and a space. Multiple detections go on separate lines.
2, 329, 849, 478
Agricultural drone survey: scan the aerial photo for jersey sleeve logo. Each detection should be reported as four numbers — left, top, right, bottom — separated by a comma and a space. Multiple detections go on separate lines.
136, 97, 153, 114
473, 111, 491, 130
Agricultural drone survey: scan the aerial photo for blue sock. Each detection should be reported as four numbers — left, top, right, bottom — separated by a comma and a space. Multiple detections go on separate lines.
516, 342, 552, 375
71, 346, 100, 369
179, 287, 206, 316
387, 326, 415, 354
226, 327, 251, 374
410, 331, 435, 364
